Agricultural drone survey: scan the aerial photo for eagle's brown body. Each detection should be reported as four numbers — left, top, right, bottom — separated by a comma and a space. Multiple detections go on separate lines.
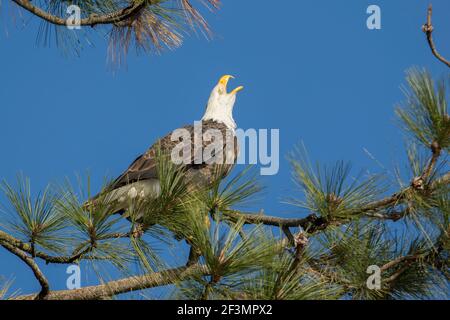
110, 120, 238, 191
88, 120, 238, 215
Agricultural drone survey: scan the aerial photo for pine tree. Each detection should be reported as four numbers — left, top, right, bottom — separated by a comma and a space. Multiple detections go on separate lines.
0, 3, 448, 300
2, 0, 221, 64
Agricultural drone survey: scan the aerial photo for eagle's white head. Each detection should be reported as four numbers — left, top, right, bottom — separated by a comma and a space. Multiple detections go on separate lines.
202, 75, 244, 130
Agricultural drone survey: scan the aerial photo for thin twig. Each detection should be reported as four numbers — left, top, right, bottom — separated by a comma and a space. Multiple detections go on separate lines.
422, 4, 450, 68
365, 211, 404, 221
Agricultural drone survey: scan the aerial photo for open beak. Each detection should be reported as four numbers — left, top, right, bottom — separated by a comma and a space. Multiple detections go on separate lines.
230, 86, 244, 95
219, 75, 244, 95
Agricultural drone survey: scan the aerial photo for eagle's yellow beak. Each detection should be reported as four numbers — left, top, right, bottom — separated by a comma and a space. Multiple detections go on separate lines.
218, 75, 244, 95
219, 75, 234, 86
230, 86, 244, 95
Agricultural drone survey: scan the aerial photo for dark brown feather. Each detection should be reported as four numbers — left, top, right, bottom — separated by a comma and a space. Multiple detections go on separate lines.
108, 120, 238, 192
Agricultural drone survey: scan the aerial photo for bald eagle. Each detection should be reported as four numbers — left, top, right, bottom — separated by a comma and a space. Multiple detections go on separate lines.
86, 75, 243, 218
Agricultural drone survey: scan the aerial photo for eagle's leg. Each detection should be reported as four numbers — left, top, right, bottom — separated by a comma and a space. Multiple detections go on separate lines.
185, 213, 211, 266
186, 245, 201, 266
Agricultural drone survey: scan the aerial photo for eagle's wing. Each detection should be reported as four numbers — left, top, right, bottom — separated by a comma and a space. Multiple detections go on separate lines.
109, 149, 159, 191
106, 120, 238, 193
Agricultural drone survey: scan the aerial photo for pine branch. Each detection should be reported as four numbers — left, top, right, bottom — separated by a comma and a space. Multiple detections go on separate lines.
381, 254, 424, 273
364, 211, 405, 221
0, 240, 49, 299
223, 171, 449, 235
420, 141, 442, 182
11, 0, 148, 27
9, 0, 222, 62
13, 264, 209, 300
0, 230, 129, 264
224, 210, 329, 233
422, 4, 450, 68
380, 231, 449, 290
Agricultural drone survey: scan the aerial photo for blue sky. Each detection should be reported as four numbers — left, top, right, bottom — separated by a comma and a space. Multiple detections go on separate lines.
0, 0, 449, 297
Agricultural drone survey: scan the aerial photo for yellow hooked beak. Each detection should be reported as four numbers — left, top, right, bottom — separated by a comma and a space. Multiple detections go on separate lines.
218, 75, 244, 95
